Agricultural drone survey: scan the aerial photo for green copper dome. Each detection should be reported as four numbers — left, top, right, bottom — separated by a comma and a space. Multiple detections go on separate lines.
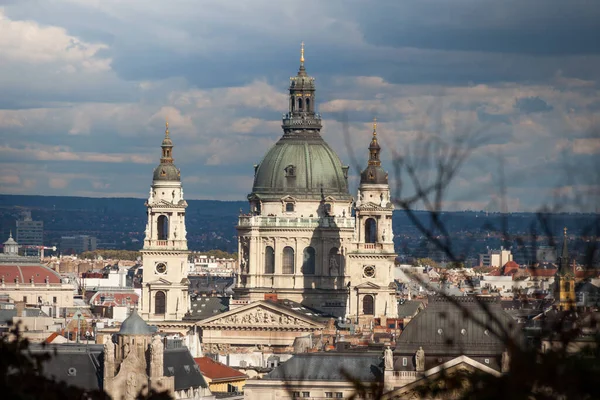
250, 45, 351, 201
252, 133, 351, 200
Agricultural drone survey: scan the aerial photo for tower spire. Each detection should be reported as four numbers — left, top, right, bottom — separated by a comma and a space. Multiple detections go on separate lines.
297, 41, 307, 77
368, 117, 381, 167
558, 226, 572, 276
160, 120, 174, 164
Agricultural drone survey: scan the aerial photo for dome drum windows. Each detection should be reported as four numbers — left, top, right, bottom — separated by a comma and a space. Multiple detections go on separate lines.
302, 247, 316, 275
282, 196, 297, 213
282, 246, 295, 274
265, 246, 275, 274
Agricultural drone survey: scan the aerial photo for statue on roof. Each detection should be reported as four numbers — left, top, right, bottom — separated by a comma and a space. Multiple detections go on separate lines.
384, 345, 394, 370
415, 346, 425, 372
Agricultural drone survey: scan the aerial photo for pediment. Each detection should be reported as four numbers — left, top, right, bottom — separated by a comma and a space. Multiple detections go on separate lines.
324, 195, 337, 202
383, 356, 500, 399
356, 281, 381, 290
145, 278, 172, 286
358, 202, 390, 211
197, 301, 323, 329
280, 195, 296, 202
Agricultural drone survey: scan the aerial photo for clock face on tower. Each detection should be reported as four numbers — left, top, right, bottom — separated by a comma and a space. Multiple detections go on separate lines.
363, 265, 375, 278
155, 263, 167, 274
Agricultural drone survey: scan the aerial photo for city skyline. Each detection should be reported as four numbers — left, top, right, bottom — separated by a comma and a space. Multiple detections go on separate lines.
1, 1, 599, 212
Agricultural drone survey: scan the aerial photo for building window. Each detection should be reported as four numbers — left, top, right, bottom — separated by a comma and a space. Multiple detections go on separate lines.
336, 393, 343, 399
326, 393, 333, 398
286, 202, 295, 212
157, 215, 169, 240
53, 297, 57, 304
302, 392, 310, 398
305, 97, 311, 111
402, 357, 407, 366
155, 291, 166, 315
365, 218, 377, 243
362, 295, 374, 315
302, 247, 316, 275
283, 247, 295, 274
297, 97, 303, 110
265, 246, 275, 274
23, 296, 27, 303
285, 165, 296, 177
292, 393, 300, 398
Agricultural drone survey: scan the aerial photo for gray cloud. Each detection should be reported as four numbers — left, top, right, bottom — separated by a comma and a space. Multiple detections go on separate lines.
514, 96, 553, 114
0, 1, 599, 211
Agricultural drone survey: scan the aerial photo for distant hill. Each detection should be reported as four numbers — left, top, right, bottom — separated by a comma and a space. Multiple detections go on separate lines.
0, 194, 597, 261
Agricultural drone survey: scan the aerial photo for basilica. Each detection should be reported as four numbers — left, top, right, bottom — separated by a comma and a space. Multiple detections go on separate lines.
135, 47, 399, 371
139, 45, 398, 327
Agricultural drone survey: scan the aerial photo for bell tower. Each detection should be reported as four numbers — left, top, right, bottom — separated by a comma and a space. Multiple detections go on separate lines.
347, 119, 397, 324
140, 121, 189, 321
555, 227, 576, 311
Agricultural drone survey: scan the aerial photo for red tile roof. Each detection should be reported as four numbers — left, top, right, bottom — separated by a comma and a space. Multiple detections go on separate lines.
0, 264, 61, 284
194, 357, 246, 381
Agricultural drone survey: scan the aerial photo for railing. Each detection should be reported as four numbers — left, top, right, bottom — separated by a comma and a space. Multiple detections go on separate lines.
238, 216, 355, 229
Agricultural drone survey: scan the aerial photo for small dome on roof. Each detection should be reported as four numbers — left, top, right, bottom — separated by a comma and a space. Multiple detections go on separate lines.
153, 163, 180, 182
118, 309, 153, 335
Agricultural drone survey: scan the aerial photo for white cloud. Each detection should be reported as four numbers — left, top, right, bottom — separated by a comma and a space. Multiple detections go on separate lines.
0, 9, 110, 71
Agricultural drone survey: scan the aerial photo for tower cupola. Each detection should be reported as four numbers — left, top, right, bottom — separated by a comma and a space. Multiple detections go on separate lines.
152, 120, 180, 182
360, 118, 388, 185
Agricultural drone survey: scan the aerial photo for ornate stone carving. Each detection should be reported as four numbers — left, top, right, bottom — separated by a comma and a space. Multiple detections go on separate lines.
126, 372, 138, 400
415, 346, 425, 372
150, 335, 164, 377
207, 307, 309, 327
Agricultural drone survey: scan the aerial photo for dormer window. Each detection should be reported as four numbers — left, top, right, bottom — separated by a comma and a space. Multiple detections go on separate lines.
286, 202, 295, 212
285, 165, 296, 177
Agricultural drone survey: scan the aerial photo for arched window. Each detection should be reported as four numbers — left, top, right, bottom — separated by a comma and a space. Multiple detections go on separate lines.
365, 218, 377, 243
157, 215, 169, 240
363, 295, 374, 315
286, 202, 295, 212
563, 281, 571, 292
297, 97, 303, 110
290, 97, 295, 112
265, 246, 275, 274
155, 291, 166, 315
305, 98, 311, 111
282, 246, 295, 274
302, 247, 316, 275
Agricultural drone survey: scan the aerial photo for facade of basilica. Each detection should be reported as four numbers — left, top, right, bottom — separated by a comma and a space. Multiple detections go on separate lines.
235, 45, 397, 322
138, 46, 398, 353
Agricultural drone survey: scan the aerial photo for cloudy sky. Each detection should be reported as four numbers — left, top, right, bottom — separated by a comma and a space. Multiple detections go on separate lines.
1, 0, 599, 212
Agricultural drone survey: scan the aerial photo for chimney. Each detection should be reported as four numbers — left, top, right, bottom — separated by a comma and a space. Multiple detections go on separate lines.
15, 301, 25, 317
264, 293, 278, 301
